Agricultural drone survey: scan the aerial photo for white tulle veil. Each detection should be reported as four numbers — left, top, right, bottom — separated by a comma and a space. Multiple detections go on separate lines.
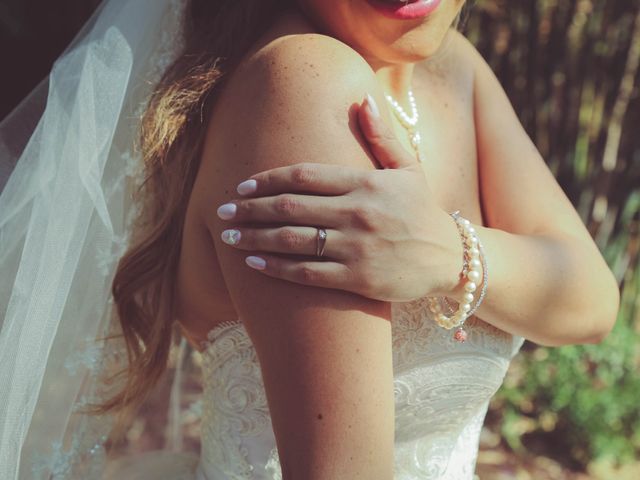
0, 0, 188, 477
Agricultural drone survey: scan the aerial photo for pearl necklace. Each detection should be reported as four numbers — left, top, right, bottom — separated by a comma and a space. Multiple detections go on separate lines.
384, 90, 424, 163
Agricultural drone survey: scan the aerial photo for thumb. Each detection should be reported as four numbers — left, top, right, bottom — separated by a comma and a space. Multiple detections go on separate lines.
359, 93, 417, 169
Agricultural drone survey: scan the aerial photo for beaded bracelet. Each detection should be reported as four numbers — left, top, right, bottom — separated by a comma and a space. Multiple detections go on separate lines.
442, 213, 489, 319
426, 211, 488, 343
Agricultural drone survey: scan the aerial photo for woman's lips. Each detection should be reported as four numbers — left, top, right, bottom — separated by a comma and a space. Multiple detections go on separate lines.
366, 0, 443, 20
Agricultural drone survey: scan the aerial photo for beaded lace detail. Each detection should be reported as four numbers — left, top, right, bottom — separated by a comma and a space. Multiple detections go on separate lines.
198, 296, 524, 479
31, 2, 188, 479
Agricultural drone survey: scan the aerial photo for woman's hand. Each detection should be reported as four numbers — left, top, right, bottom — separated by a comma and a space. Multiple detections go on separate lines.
216, 95, 463, 302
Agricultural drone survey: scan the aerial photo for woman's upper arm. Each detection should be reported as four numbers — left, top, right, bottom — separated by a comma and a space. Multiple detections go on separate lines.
194, 35, 395, 478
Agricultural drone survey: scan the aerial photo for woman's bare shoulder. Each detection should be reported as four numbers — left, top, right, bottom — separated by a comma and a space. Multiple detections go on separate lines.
192, 11, 391, 235
199, 12, 389, 181
220, 14, 381, 116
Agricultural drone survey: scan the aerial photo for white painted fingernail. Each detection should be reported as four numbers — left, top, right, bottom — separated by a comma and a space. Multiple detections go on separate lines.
221, 229, 241, 245
366, 93, 380, 118
237, 179, 257, 195
246, 256, 266, 270
217, 203, 236, 219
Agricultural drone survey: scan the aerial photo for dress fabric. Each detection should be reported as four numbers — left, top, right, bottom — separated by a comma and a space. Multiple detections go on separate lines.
107, 295, 524, 480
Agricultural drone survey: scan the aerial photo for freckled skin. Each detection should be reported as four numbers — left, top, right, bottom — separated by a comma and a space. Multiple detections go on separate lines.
174, 2, 491, 476
177, 2, 479, 343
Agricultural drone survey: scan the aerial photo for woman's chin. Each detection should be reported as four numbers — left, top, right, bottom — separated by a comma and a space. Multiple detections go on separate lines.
375, 33, 451, 65
368, 17, 457, 64
294, 0, 461, 66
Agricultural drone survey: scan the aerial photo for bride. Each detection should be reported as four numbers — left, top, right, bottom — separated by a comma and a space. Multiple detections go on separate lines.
0, 0, 620, 479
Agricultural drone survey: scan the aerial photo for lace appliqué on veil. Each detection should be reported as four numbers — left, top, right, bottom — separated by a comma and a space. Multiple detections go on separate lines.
31, 328, 127, 480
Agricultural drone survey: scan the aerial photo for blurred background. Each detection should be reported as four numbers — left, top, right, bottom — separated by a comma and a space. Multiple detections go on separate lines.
1, 0, 638, 479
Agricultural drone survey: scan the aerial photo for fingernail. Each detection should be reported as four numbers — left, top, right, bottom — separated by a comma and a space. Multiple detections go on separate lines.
246, 256, 266, 270
217, 203, 236, 219
366, 93, 380, 118
221, 229, 241, 245
237, 179, 257, 195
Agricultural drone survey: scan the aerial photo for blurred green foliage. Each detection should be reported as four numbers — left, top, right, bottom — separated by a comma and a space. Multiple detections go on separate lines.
464, 0, 640, 470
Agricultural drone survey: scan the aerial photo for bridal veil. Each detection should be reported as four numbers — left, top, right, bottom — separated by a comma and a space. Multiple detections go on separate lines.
0, 1, 187, 477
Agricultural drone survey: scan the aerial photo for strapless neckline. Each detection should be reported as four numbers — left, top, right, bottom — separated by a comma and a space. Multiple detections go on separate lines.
195, 295, 524, 479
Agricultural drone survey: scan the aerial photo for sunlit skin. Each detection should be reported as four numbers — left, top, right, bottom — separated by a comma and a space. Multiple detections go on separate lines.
175, 1, 619, 475
202, 0, 619, 346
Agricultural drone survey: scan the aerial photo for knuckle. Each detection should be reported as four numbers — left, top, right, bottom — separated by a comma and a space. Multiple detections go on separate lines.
274, 194, 298, 216
359, 268, 379, 296
266, 259, 280, 276
370, 124, 396, 145
277, 227, 302, 249
236, 200, 251, 217
380, 126, 398, 144
359, 274, 373, 295
291, 164, 315, 186
351, 205, 378, 231
351, 238, 370, 259
361, 173, 382, 192
298, 265, 318, 283
346, 264, 370, 295
243, 231, 258, 250
259, 171, 273, 188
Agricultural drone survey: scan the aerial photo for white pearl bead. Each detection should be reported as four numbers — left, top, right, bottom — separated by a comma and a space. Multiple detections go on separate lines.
461, 303, 471, 312
464, 281, 477, 292
470, 259, 481, 270
467, 270, 481, 283
463, 292, 475, 303
465, 236, 478, 247
469, 247, 480, 258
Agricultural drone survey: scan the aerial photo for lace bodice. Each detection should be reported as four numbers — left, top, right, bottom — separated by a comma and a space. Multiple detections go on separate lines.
196, 296, 525, 480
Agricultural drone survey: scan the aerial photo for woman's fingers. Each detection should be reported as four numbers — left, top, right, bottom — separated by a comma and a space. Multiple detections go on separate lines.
358, 94, 417, 169
236, 162, 367, 197
220, 226, 350, 260
242, 254, 358, 291
217, 193, 350, 227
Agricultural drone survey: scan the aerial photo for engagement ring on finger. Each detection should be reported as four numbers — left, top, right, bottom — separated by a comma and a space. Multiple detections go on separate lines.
316, 228, 327, 257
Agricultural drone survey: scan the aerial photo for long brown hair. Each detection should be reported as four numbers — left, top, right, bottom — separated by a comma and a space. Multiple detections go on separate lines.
100, 0, 292, 416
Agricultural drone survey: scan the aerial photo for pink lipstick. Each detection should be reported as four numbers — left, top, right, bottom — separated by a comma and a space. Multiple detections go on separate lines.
367, 0, 443, 20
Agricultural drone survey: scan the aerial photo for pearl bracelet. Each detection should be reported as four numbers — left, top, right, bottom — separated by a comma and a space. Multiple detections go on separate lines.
426, 211, 488, 343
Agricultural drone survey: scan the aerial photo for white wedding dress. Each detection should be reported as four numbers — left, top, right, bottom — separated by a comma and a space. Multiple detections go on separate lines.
107, 295, 524, 480
0, 2, 524, 477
